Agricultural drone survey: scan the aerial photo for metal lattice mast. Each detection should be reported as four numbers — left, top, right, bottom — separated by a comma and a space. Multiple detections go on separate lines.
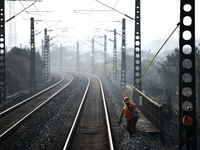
47, 36, 50, 82
7, 1, 17, 51
0, 0, 5, 103
44, 28, 49, 83
103, 35, 107, 78
121, 18, 126, 89
113, 29, 117, 82
77, 41, 79, 71
92, 38, 94, 74
30, 17, 36, 91
134, 0, 141, 90
179, 0, 196, 149
41, 39, 44, 60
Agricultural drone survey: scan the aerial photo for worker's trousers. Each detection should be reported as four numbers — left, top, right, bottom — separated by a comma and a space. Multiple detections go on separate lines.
127, 117, 138, 135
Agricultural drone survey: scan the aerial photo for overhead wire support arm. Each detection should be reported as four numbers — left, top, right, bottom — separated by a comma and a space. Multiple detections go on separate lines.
74, 10, 113, 12
105, 29, 121, 36
95, 0, 134, 20
25, 11, 53, 13
74, 10, 113, 15
35, 20, 62, 36
6, 1, 37, 23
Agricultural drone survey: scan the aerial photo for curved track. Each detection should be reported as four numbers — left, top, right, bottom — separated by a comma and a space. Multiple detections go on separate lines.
0, 73, 73, 144
0, 72, 123, 149
0, 75, 66, 117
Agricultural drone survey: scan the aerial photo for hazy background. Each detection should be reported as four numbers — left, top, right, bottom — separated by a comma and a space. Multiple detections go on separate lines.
5, 0, 200, 55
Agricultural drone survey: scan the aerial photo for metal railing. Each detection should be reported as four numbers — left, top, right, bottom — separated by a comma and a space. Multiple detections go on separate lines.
132, 86, 163, 142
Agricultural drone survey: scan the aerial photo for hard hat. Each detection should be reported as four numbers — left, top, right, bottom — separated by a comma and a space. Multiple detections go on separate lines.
187, 106, 192, 111
123, 97, 129, 103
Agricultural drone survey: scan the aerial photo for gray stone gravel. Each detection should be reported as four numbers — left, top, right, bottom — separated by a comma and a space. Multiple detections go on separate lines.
102, 78, 175, 150
1, 74, 199, 150
0, 74, 87, 150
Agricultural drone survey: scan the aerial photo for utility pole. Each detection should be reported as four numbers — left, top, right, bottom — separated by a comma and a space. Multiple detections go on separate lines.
0, 0, 5, 103
103, 35, 107, 78
30, 17, 36, 92
44, 28, 50, 83
134, 0, 141, 90
42, 39, 44, 60
113, 29, 117, 82
92, 38, 95, 74
121, 18, 126, 89
179, 0, 196, 149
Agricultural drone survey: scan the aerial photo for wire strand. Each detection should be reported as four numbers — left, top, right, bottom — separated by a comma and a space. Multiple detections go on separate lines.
113, 0, 120, 8
129, 23, 180, 101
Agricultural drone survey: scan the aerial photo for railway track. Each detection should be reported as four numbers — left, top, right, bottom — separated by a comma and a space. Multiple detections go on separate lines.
62, 74, 113, 150
0, 73, 73, 148
0, 74, 66, 117
0, 72, 122, 149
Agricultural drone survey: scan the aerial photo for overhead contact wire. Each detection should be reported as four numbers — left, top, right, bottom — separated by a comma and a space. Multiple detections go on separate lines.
6, 1, 37, 22
95, 0, 134, 20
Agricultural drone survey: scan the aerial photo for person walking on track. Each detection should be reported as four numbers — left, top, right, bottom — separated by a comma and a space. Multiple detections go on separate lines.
118, 97, 139, 138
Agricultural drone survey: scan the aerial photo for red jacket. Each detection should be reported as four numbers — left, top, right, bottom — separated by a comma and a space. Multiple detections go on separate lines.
121, 103, 136, 120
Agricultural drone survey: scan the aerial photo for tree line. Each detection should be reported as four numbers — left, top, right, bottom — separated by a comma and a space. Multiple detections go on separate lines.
42, 45, 200, 113
6, 47, 44, 95
124, 48, 200, 113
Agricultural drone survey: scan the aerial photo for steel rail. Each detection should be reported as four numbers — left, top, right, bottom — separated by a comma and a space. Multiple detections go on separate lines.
92, 74, 114, 150
63, 75, 90, 150
0, 74, 73, 141
0, 74, 65, 117
63, 74, 114, 150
